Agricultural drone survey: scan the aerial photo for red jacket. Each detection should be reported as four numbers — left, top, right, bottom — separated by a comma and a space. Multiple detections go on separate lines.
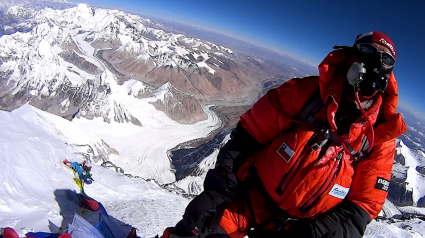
238, 49, 406, 220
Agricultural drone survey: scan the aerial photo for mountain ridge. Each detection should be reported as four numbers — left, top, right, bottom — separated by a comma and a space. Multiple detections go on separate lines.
0, 2, 311, 125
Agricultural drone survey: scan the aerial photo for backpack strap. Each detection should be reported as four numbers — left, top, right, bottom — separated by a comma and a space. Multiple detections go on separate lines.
297, 88, 370, 159
297, 89, 327, 133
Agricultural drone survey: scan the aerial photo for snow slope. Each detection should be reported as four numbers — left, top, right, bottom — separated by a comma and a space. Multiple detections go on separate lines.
364, 219, 425, 238
0, 105, 188, 237
10, 104, 111, 163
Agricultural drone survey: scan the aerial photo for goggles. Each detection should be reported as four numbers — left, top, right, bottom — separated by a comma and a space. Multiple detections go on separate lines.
356, 43, 396, 68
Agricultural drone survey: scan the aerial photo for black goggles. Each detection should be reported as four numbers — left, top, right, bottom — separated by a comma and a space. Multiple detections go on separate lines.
356, 43, 396, 68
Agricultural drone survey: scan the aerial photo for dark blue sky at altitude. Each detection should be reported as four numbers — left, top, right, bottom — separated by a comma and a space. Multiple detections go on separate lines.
77, 0, 425, 115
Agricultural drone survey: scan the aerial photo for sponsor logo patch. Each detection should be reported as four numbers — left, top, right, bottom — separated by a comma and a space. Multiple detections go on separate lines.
329, 184, 350, 199
276, 143, 294, 163
374, 177, 390, 192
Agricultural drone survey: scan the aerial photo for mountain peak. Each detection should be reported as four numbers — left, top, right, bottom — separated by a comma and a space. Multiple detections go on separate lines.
74, 3, 93, 21
151, 82, 207, 124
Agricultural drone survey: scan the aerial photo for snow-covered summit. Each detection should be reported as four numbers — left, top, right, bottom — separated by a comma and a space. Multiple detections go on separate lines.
73, 3, 94, 22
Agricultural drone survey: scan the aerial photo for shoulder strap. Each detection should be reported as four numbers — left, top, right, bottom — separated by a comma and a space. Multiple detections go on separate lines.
297, 88, 370, 160
297, 89, 327, 133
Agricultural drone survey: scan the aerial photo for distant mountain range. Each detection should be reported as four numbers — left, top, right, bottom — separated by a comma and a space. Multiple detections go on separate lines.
0, 2, 314, 126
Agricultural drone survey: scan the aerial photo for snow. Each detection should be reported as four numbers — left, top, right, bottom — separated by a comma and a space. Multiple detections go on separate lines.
197, 61, 215, 74
73, 48, 105, 72
73, 3, 93, 22
61, 70, 221, 184
0, 108, 80, 232
122, 79, 148, 96
72, 32, 96, 56
0, 61, 16, 71
398, 140, 425, 205
379, 199, 403, 218
73, 101, 221, 184
57, 55, 92, 84
364, 219, 425, 238
155, 82, 172, 102
0, 105, 189, 237
12, 104, 102, 148
174, 46, 190, 56
0, 2, 235, 100
399, 206, 425, 215
392, 163, 408, 180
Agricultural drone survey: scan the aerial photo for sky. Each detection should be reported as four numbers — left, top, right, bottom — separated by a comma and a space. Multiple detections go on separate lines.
75, 0, 425, 115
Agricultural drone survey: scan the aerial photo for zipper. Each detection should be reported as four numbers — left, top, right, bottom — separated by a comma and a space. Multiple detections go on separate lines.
299, 150, 343, 212
275, 137, 315, 195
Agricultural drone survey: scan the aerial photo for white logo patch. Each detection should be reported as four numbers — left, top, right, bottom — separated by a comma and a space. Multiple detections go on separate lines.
379, 38, 395, 56
329, 184, 350, 199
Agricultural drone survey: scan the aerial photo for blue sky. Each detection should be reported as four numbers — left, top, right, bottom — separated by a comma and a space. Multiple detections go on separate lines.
77, 0, 425, 115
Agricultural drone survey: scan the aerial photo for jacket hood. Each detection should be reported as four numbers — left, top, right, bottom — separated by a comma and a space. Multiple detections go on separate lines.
318, 49, 406, 145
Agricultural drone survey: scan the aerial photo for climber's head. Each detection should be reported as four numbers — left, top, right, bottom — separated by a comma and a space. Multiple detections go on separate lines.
348, 32, 396, 97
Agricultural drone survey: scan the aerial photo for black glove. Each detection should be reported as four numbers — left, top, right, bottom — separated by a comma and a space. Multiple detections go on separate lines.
284, 219, 316, 238
182, 190, 231, 235
248, 219, 316, 238
203, 166, 237, 198
248, 228, 281, 238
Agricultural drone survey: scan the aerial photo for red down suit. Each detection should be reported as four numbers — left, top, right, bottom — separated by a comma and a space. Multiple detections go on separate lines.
216, 49, 407, 238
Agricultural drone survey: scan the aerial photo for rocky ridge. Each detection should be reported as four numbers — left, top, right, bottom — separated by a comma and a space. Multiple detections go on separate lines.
150, 83, 207, 124
389, 139, 425, 207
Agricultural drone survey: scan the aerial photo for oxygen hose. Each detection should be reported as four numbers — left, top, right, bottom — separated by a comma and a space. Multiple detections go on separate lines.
354, 91, 375, 153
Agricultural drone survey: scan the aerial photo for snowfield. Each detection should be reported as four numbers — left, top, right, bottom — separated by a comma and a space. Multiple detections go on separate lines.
0, 105, 189, 237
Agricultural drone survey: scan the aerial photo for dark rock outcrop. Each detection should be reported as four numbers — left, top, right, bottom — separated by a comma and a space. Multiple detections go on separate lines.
59, 49, 102, 75
388, 181, 414, 206
150, 83, 207, 124
171, 129, 231, 180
